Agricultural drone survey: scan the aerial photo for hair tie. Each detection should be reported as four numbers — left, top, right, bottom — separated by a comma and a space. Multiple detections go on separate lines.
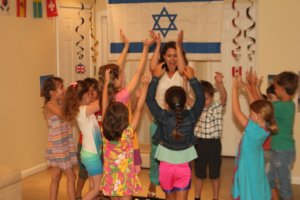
70, 81, 78, 88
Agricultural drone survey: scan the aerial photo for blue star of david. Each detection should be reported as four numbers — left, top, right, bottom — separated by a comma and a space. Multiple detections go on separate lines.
152, 7, 177, 38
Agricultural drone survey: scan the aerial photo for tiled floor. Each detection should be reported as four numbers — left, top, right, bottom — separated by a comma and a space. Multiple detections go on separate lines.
22, 157, 300, 200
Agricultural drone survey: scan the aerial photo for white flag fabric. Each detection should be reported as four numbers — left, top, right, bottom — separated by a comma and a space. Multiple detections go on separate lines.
107, 0, 224, 61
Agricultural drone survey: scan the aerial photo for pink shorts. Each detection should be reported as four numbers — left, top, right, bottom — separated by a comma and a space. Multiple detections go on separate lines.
159, 161, 191, 193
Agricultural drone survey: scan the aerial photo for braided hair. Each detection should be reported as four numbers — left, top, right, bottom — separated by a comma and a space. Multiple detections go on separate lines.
165, 86, 186, 140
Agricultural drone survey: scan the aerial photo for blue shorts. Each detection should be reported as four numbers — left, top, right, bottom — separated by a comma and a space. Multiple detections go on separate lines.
80, 149, 103, 176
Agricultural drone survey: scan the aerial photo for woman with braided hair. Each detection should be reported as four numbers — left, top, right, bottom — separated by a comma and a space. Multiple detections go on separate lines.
146, 64, 205, 200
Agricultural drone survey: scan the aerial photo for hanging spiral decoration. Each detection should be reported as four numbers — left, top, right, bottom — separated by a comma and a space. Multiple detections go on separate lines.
244, 0, 256, 62
74, 2, 86, 74
89, 1, 99, 66
0, 0, 10, 12
75, 2, 85, 62
231, 0, 242, 62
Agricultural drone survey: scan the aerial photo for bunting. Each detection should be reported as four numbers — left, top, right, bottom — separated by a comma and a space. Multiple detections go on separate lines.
46, 0, 58, 17
33, 0, 42, 18
16, 0, 26, 17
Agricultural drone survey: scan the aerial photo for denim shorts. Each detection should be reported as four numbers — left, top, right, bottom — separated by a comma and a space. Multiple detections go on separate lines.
267, 150, 295, 199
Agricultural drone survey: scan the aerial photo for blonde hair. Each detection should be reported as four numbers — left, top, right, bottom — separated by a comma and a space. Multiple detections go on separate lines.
250, 100, 278, 133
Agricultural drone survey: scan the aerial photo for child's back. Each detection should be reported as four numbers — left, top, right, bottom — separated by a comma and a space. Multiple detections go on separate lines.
268, 71, 299, 200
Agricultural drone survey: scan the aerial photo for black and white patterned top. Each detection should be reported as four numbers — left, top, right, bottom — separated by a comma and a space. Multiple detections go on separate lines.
194, 101, 224, 139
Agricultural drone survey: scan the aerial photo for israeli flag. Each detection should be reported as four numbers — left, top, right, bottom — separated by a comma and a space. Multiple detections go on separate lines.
107, 0, 224, 61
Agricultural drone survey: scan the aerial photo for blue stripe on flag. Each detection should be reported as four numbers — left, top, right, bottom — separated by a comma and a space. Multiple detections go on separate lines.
108, 0, 222, 4
111, 42, 220, 54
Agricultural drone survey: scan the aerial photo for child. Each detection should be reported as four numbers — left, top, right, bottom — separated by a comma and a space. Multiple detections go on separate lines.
63, 80, 102, 200
100, 72, 150, 199
41, 77, 77, 200
267, 72, 299, 200
193, 72, 227, 200
147, 30, 190, 197
98, 34, 154, 174
75, 77, 100, 200
146, 64, 205, 200
231, 76, 278, 200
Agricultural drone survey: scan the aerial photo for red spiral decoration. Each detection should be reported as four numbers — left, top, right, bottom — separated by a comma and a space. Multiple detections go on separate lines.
231, 0, 242, 62
244, 0, 256, 61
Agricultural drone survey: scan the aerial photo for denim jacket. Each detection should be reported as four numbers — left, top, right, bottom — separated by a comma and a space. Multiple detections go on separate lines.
146, 76, 205, 151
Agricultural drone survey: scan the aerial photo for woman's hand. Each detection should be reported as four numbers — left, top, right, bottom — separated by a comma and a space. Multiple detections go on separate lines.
177, 30, 184, 47
152, 62, 165, 78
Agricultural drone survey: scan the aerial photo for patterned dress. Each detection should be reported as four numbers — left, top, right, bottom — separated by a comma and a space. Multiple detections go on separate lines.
46, 114, 77, 170
101, 127, 142, 196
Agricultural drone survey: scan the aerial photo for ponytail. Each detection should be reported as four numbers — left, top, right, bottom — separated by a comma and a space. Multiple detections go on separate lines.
266, 118, 278, 133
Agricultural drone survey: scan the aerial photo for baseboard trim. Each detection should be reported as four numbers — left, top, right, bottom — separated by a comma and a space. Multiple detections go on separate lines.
292, 176, 300, 185
21, 162, 48, 179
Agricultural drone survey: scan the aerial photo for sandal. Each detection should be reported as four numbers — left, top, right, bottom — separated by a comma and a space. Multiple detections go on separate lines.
147, 191, 156, 197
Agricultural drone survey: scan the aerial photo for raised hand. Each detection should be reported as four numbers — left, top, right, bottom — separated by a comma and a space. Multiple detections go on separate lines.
142, 71, 152, 85
177, 30, 184, 47
120, 29, 129, 46
104, 69, 111, 85
214, 72, 224, 83
149, 30, 161, 45
152, 62, 165, 78
144, 36, 155, 47
183, 66, 195, 80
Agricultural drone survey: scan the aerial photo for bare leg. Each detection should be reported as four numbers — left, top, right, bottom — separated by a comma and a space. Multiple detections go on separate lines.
195, 178, 204, 199
63, 168, 77, 200
175, 190, 189, 200
76, 177, 87, 199
50, 167, 62, 200
166, 192, 176, 200
147, 182, 156, 197
271, 188, 280, 200
211, 178, 220, 199
82, 174, 102, 200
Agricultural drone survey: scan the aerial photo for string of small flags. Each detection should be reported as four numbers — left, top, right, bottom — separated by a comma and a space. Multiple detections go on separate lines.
0, 0, 58, 18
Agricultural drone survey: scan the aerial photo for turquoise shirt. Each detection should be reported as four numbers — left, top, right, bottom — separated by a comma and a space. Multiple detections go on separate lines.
271, 101, 295, 150
155, 144, 197, 164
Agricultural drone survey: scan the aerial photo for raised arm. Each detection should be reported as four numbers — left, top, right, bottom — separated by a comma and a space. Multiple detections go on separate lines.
182, 75, 194, 107
246, 67, 262, 101
116, 29, 130, 72
46, 103, 63, 118
214, 72, 227, 106
176, 30, 186, 75
101, 69, 110, 116
149, 30, 161, 71
241, 74, 256, 104
232, 77, 248, 128
183, 67, 205, 119
130, 72, 151, 131
146, 63, 165, 121
125, 36, 154, 94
